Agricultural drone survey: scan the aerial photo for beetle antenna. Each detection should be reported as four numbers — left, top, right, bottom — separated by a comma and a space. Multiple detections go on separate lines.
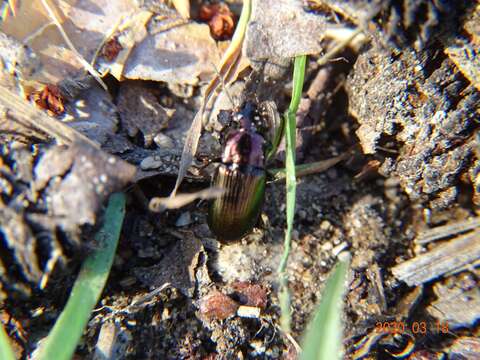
210, 62, 236, 109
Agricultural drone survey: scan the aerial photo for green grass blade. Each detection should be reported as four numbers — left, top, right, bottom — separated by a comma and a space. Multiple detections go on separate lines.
36, 192, 126, 360
0, 322, 16, 360
277, 55, 307, 333
300, 258, 350, 360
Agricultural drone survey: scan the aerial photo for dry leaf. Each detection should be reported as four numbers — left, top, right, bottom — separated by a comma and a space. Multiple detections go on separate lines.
0, 0, 142, 83
199, 3, 235, 40
123, 22, 220, 84
31, 84, 65, 116
171, 0, 190, 19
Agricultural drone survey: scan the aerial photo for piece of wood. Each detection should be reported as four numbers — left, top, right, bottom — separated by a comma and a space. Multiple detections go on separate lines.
415, 217, 480, 245
392, 229, 480, 286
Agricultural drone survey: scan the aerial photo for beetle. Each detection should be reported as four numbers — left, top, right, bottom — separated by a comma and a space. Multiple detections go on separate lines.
208, 102, 268, 242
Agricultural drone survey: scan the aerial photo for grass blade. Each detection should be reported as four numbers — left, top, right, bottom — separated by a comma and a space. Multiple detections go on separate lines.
0, 322, 16, 360
277, 55, 307, 333
300, 258, 350, 360
36, 192, 126, 360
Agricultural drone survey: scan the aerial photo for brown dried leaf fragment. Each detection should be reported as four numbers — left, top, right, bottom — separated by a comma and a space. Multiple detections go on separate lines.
231, 282, 268, 309
101, 37, 123, 62
123, 21, 220, 84
31, 84, 65, 116
199, 3, 235, 40
199, 290, 239, 321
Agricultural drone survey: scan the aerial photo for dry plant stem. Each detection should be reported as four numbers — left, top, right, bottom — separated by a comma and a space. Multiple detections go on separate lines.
0, 86, 99, 148
39, 248, 62, 289
40, 0, 108, 91
285, 331, 302, 354
150, 187, 225, 212
270, 153, 349, 181
317, 27, 364, 67
170, 0, 252, 196
171, 0, 190, 19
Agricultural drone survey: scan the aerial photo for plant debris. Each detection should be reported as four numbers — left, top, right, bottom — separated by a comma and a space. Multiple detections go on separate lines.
31, 84, 65, 116
199, 3, 236, 40
0, 140, 135, 299
101, 37, 124, 62
199, 290, 239, 321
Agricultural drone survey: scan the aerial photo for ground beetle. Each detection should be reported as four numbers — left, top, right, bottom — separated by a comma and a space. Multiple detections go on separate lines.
208, 102, 268, 242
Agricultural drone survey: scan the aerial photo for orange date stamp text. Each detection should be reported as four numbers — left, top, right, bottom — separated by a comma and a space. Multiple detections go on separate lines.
374, 320, 449, 335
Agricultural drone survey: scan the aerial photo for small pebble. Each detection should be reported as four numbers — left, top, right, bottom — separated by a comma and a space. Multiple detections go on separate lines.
140, 155, 162, 170
320, 220, 332, 231
176, 212, 192, 227
332, 242, 349, 257
321, 241, 333, 251
298, 209, 307, 219
250, 339, 266, 355
327, 168, 337, 179
237, 305, 261, 318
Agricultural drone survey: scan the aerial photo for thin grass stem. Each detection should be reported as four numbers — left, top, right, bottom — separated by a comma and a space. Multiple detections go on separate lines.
277, 55, 307, 333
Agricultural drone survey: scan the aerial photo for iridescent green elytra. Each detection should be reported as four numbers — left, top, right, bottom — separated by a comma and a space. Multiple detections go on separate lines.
208, 164, 265, 242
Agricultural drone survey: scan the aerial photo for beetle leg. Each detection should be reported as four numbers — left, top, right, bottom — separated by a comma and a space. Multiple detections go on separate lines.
262, 100, 283, 163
